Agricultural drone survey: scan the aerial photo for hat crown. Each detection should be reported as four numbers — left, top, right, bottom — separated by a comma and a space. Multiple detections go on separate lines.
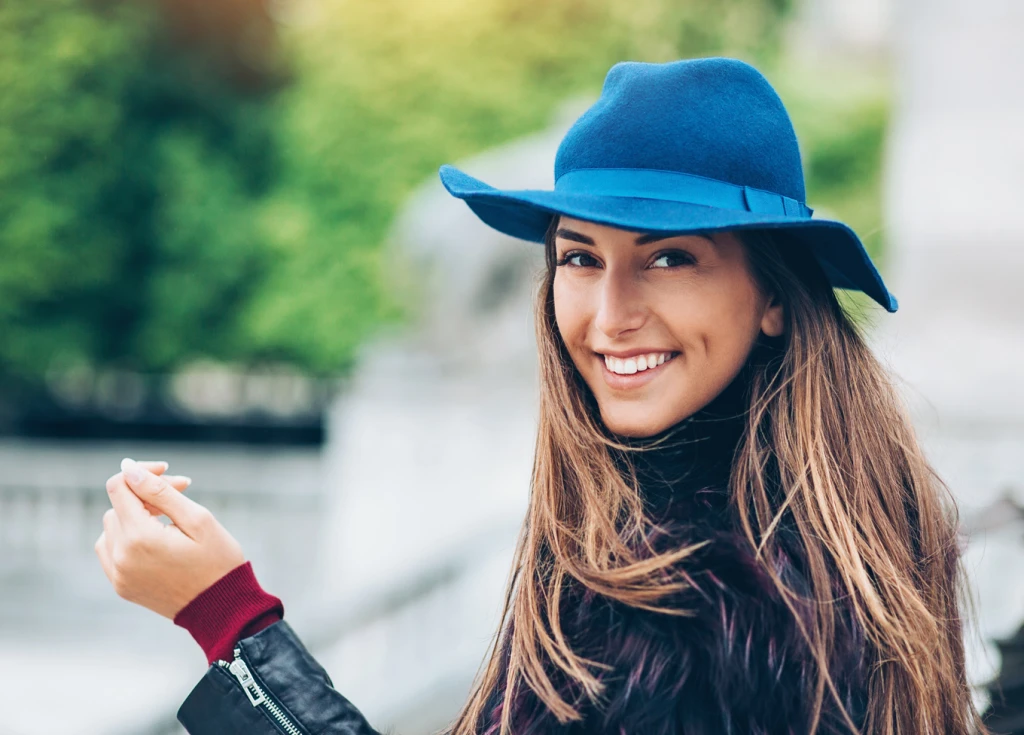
554, 58, 806, 203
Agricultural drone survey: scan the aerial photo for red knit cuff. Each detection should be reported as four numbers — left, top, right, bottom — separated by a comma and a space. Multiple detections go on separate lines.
173, 561, 284, 665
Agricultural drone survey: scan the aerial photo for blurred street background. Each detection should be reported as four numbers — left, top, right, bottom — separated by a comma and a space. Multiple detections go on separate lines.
0, 0, 1021, 733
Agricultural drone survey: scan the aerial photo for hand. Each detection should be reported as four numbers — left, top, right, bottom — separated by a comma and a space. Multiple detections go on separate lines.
95, 457, 246, 620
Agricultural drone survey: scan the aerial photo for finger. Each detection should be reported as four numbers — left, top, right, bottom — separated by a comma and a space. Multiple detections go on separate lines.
144, 475, 191, 515
138, 461, 170, 476
121, 458, 207, 537
106, 469, 149, 527
102, 507, 121, 553
94, 530, 113, 582
165, 475, 193, 490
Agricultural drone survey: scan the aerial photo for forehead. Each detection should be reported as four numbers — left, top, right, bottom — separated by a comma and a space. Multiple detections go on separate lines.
555, 216, 722, 249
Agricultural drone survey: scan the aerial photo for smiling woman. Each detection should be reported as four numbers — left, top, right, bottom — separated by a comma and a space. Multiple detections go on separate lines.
551, 218, 783, 437
96, 57, 986, 735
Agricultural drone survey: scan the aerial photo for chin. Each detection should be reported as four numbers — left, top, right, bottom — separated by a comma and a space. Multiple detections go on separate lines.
599, 408, 679, 438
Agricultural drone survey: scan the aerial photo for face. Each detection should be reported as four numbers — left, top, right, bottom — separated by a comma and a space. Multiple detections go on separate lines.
552, 217, 784, 438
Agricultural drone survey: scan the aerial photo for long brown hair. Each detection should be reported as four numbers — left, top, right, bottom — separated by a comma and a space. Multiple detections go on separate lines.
446, 221, 987, 735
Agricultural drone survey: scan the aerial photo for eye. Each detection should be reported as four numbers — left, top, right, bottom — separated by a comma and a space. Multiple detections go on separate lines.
556, 250, 600, 268
649, 250, 696, 269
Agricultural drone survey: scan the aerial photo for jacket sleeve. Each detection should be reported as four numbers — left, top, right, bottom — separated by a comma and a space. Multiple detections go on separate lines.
177, 619, 383, 735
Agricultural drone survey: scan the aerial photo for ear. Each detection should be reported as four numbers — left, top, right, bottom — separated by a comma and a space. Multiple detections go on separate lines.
760, 296, 784, 337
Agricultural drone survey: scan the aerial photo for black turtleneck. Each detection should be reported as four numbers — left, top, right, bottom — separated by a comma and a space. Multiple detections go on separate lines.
609, 362, 751, 527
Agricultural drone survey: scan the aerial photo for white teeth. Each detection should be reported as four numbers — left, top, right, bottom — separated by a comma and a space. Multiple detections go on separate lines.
603, 352, 674, 375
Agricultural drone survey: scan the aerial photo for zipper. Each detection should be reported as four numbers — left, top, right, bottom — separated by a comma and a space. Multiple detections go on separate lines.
217, 647, 304, 735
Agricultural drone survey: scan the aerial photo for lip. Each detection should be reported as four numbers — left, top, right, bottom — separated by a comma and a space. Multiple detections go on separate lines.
597, 348, 676, 359
596, 351, 678, 390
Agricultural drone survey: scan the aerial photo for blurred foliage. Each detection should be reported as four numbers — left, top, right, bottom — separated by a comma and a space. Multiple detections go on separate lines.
0, 0, 890, 386
0, 0, 282, 385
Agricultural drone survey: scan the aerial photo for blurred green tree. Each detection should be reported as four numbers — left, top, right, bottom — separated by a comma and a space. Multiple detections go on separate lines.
0, 0, 283, 388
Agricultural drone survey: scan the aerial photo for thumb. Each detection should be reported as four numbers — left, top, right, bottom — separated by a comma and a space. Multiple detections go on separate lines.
120, 458, 207, 537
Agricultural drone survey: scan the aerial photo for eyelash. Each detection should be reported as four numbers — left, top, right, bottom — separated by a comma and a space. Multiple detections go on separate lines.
554, 249, 696, 269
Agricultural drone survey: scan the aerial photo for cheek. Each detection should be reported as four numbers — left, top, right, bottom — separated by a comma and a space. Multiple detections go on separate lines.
663, 280, 764, 373
552, 276, 587, 348
693, 289, 765, 372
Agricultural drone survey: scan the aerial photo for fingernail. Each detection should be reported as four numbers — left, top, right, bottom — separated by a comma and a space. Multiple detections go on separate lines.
121, 457, 145, 485
179, 476, 192, 488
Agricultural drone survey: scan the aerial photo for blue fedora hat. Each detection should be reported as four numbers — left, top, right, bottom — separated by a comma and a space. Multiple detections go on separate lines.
439, 57, 897, 312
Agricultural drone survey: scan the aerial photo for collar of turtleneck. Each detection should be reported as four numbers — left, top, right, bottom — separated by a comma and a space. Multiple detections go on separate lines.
609, 365, 752, 526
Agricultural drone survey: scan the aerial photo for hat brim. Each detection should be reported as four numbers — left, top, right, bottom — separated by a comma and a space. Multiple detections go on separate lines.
440, 165, 897, 313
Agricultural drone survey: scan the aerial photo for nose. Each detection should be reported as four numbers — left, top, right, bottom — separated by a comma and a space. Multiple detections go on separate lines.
593, 268, 647, 338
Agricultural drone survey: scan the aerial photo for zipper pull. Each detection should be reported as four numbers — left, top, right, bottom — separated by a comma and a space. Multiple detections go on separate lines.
228, 656, 266, 707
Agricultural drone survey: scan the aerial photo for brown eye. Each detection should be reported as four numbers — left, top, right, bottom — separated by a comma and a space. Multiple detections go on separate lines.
650, 250, 696, 268
556, 251, 600, 268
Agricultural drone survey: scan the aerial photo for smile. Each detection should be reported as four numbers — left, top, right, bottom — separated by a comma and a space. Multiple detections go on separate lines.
602, 351, 677, 375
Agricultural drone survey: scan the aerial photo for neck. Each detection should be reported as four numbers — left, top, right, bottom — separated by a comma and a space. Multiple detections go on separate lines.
610, 368, 751, 522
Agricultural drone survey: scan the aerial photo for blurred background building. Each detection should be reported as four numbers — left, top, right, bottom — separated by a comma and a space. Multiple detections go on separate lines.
0, 0, 1020, 732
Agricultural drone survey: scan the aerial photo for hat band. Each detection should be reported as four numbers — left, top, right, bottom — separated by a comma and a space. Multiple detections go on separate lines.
554, 168, 812, 218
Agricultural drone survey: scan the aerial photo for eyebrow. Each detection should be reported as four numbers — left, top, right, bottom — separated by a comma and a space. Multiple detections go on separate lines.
554, 228, 702, 246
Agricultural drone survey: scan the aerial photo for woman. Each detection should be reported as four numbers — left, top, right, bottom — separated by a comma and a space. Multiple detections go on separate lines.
96, 58, 987, 734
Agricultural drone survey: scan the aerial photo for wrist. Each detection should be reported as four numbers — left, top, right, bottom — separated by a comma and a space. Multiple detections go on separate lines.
173, 561, 284, 665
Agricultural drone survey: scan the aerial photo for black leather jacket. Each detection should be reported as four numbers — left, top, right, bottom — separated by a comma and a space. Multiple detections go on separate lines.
177, 620, 383, 734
